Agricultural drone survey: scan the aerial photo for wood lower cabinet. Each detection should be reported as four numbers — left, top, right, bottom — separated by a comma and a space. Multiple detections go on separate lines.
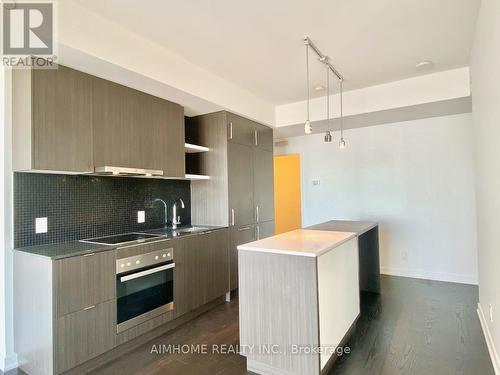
230, 225, 256, 291
56, 300, 115, 373
184, 229, 229, 310
15, 231, 230, 374
54, 251, 115, 317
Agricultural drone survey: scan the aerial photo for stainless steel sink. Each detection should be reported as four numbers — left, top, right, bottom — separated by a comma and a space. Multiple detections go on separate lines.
174, 227, 211, 233
141, 226, 211, 236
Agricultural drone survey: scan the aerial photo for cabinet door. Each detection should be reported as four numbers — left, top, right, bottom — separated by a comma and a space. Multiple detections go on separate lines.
206, 229, 229, 301
257, 220, 275, 240
93, 78, 185, 176
183, 234, 204, 311
56, 300, 115, 373
32, 65, 93, 172
228, 142, 255, 227
253, 148, 275, 223
55, 251, 115, 317
230, 225, 255, 291
184, 230, 229, 310
254, 123, 274, 151
227, 112, 255, 146
172, 238, 187, 318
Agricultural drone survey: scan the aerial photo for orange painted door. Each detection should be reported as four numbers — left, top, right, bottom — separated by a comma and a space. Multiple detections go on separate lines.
273, 154, 302, 234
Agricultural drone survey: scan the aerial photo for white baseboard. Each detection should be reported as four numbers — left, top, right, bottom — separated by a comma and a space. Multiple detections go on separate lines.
0, 352, 18, 372
478, 303, 500, 375
380, 266, 478, 285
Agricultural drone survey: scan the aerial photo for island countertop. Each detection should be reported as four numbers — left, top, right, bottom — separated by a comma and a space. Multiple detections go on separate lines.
237, 229, 356, 257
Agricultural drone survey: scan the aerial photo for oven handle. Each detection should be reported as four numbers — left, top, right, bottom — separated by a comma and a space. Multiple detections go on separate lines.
119, 263, 175, 282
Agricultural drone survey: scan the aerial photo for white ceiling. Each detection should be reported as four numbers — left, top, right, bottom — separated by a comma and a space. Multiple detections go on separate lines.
72, 0, 480, 105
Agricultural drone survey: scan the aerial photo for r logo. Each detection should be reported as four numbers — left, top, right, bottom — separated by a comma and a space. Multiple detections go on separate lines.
2, 2, 53, 55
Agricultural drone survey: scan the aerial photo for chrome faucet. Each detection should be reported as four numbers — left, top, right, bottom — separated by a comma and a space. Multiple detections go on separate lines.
151, 198, 168, 227
171, 198, 185, 230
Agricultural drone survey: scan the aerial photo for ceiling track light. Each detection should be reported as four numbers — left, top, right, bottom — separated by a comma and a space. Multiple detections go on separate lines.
302, 37, 347, 146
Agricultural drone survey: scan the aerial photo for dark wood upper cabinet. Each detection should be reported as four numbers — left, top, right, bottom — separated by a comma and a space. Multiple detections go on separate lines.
254, 123, 274, 151
92, 77, 185, 177
13, 65, 93, 172
226, 112, 255, 146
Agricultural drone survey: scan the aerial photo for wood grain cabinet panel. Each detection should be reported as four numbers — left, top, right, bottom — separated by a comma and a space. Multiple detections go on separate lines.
54, 251, 115, 317
254, 123, 274, 151
230, 225, 255, 291
92, 77, 184, 177
228, 143, 255, 227
13, 65, 93, 172
253, 148, 275, 223
257, 220, 275, 240
56, 300, 115, 373
184, 230, 229, 310
226, 112, 255, 146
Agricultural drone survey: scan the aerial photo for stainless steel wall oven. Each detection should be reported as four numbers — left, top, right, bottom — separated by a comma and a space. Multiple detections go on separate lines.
115, 247, 174, 333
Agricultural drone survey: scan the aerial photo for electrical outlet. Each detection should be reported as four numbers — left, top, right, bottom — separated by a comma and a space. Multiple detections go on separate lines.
137, 211, 145, 223
35, 217, 48, 234
312, 179, 321, 186
402, 251, 408, 261
490, 304, 494, 323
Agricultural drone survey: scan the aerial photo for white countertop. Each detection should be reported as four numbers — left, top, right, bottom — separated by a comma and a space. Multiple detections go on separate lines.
237, 229, 357, 257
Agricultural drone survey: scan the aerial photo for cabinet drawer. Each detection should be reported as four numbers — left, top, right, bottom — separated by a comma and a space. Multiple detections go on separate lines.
54, 251, 115, 317
56, 300, 115, 373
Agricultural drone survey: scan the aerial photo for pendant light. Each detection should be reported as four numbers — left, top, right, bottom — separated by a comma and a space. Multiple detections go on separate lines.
304, 41, 312, 134
324, 64, 332, 142
339, 79, 346, 149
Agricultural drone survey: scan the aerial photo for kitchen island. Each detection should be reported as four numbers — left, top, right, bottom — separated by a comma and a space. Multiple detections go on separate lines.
238, 227, 363, 375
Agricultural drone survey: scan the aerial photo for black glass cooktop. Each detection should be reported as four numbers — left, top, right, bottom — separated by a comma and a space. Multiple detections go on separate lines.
80, 233, 161, 245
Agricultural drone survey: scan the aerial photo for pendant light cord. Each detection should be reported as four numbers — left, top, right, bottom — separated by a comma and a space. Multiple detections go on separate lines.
340, 79, 344, 138
326, 67, 330, 126
306, 43, 310, 121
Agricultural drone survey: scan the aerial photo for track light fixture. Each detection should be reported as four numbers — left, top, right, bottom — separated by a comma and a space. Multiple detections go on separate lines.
302, 37, 347, 146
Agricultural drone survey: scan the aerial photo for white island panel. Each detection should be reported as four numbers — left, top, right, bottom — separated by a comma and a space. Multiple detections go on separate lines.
317, 237, 360, 370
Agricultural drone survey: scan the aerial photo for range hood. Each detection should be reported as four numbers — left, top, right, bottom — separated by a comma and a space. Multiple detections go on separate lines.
93, 166, 163, 177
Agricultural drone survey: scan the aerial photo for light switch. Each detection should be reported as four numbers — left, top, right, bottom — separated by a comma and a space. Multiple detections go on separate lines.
312, 179, 320, 186
137, 211, 145, 223
35, 217, 48, 234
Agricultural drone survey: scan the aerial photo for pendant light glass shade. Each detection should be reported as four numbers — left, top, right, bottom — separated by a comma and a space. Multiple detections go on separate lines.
304, 120, 312, 134
304, 42, 312, 134
324, 131, 332, 142
339, 137, 346, 148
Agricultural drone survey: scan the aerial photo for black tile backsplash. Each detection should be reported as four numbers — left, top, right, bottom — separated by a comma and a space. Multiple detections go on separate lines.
14, 173, 191, 247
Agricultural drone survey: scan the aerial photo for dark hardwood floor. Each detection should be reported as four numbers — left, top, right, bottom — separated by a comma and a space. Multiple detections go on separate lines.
5, 275, 494, 375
